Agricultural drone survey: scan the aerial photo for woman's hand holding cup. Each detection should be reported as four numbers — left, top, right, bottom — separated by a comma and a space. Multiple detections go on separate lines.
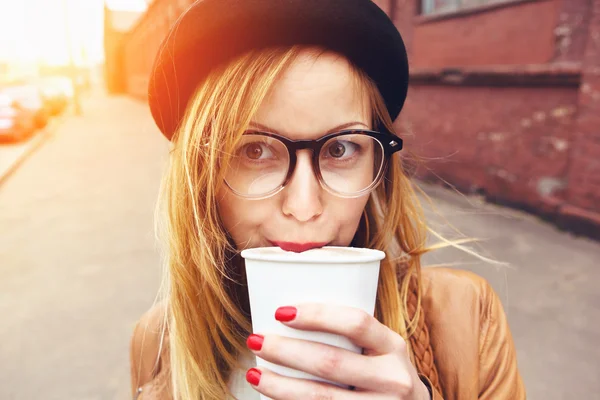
245, 303, 431, 400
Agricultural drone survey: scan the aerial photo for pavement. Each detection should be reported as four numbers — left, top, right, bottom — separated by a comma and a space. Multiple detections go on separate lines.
0, 118, 60, 186
0, 91, 598, 400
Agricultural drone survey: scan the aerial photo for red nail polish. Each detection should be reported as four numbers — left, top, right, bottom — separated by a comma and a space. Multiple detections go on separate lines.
275, 306, 297, 322
246, 368, 261, 386
246, 334, 264, 351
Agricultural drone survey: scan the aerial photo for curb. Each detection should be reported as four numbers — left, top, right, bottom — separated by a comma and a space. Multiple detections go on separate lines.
0, 132, 51, 187
0, 113, 65, 187
418, 178, 600, 242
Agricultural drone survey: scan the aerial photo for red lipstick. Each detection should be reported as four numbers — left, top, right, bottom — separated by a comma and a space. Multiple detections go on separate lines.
269, 241, 329, 253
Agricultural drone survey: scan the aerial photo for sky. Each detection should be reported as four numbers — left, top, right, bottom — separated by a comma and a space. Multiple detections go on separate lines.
0, 0, 149, 66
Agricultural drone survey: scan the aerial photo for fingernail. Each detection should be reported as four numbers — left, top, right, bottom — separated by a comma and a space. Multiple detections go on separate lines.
275, 306, 297, 322
246, 368, 261, 386
246, 334, 264, 351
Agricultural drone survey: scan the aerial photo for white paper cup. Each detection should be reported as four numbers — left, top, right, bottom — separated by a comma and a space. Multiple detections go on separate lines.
241, 246, 385, 397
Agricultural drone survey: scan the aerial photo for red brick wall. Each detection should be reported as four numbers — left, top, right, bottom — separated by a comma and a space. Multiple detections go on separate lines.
552, 0, 593, 63
104, 7, 128, 93
383, 0, 600, 233
412, 0, 561, 67
122, 0, 196, 99
564, 0, 600, 220
403, 85, 578, 206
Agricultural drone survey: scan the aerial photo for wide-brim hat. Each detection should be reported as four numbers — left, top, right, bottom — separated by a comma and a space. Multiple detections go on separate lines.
148, 0, 409, 140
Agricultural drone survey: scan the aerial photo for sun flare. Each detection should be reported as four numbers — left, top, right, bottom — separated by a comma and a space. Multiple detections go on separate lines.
0, 0, 149, 67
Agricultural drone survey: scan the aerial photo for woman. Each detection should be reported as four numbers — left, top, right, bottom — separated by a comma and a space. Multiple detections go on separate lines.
130, 0, 526, 399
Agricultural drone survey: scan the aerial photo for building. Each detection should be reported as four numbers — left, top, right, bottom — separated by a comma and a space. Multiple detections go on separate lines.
376, 0, 600, 236
118, 0, 600, 235
104, 2, 148, 93
112, 0, 195, 98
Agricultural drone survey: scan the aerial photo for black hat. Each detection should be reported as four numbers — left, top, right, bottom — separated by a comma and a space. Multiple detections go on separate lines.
148, 0, 409, 140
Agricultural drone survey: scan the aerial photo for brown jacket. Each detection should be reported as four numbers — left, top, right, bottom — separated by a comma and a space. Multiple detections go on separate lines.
130, 268, 527, 399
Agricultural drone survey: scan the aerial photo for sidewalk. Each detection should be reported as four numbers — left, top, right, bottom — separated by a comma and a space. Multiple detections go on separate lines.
419, 183, 600, 399
0, 91, 168, 400
0, 116, 61, 185
0, 92, 598, 400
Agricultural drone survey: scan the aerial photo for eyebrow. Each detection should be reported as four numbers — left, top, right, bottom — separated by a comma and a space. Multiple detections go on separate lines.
248, 121, 369, 135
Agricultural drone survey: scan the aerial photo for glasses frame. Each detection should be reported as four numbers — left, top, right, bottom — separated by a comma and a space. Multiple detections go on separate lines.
224, 128, 404, 200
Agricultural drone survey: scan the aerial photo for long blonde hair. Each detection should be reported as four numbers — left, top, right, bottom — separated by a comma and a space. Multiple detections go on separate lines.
155, 46, 437, 399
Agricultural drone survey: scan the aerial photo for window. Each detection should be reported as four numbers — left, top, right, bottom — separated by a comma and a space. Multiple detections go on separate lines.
421, 0, 509, 15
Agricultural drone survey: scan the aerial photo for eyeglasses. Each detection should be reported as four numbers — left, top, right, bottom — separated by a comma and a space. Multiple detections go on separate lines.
224, 129, 403, 199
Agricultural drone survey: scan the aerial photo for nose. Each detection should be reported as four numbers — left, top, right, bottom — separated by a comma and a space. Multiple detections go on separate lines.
281, 150, 323, 222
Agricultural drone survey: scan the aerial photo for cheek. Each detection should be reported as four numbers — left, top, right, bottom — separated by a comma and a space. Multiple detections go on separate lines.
332, 196, 369, 244
217, 191, 270, 245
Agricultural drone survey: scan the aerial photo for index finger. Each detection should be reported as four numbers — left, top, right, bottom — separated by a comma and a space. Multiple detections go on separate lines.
275, 303, 405, 355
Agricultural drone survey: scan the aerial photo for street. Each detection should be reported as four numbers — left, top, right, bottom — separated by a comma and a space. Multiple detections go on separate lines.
0, 92, 599, 400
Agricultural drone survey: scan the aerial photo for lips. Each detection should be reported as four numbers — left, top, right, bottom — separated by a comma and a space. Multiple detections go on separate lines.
269, 241, 329, 253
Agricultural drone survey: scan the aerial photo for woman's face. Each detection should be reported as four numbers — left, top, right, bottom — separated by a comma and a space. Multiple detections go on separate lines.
217, 51, 371, 252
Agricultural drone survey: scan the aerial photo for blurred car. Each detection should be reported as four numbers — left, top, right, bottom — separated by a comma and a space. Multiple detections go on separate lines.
0, 94, 37, 142
38, 76, 73, 116
0, 84, 50, 129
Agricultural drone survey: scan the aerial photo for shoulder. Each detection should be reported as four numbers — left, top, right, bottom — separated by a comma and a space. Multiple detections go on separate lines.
129, 302, 169, 392
419, 267, 500, 336
418, 268, 526, 397
421, 267, 494, 308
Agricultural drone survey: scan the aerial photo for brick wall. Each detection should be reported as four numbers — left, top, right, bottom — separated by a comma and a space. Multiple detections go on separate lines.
552, 0, 593, 63
412, 0, 560, 67
403, 84, 578, 208
562, 0, 600, 229
121, 0, 196, 99
386, 0, 600, 236
104, 7, 126, 94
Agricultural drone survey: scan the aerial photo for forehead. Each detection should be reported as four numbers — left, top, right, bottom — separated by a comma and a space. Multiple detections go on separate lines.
251, 50, 370, 139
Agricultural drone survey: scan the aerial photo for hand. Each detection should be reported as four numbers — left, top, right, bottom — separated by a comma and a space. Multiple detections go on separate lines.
245, 303, 431, 400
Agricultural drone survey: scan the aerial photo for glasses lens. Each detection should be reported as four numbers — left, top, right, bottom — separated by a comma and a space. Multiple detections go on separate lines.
225, 135, 289, 196
319, 133, 384, 195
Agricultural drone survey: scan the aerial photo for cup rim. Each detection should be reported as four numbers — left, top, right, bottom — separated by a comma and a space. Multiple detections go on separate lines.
240, 246, 386, 264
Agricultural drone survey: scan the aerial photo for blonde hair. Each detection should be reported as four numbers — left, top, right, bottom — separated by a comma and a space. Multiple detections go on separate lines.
155, 46, 444, 399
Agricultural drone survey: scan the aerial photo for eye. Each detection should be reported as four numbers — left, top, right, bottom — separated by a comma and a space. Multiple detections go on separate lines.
326, 140, 359, 159
245, 143, 262, 159
242, 142, 274, 160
